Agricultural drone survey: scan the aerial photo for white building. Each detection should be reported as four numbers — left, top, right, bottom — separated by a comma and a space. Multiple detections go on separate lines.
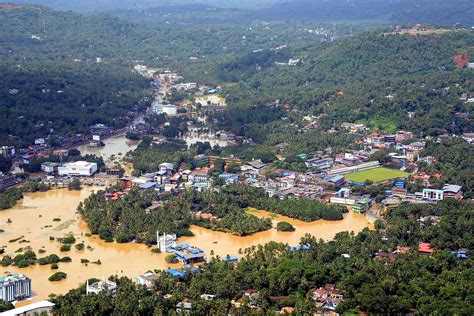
86, 279, 117, 295
422, 188, 444, 201
58, 161, 98, 177
157, 232, 177, 252
135, 272, 158, 288
0, 300, 54, 316
152, 103, 177, 116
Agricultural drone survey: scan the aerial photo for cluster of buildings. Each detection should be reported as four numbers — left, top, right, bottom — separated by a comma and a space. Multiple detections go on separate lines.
312, 284, 345, 312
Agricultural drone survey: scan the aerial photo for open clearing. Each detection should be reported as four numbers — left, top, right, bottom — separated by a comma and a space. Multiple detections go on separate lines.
345, 167, 409, 183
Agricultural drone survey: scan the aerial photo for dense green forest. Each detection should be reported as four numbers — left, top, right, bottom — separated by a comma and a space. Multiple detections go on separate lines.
51, 199, 473, 314
0, 61, 149, 146
1, 5, 472, 147
215, 31, 474, 139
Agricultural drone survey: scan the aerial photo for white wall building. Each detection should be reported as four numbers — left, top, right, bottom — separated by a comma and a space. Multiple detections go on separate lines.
86, 279, 117, 295
58, 161, 98, 177
156, 232, 177, 252
152, 103, 177, 116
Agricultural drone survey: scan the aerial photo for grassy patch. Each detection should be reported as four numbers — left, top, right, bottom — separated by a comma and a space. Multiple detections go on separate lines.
345, 167, 409, 183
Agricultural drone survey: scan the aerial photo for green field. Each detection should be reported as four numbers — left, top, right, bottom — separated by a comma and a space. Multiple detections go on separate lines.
345, 167, 409, 183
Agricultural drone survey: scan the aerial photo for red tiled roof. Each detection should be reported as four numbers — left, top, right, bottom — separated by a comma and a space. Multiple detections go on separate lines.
417, 242, 434, 254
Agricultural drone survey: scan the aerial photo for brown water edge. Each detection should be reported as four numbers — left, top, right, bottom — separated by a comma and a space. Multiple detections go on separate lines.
0, 188, 175, 305
181, 209, 373, 258
0, 189, 372, 304
75, 133, 140, 160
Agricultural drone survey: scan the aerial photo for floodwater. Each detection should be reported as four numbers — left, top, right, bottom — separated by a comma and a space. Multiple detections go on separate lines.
75, 133, 139, 161
0, 189, 371, 303
183, 129, 230, 148
0, 188, 173, 304
182, 209, 373, 258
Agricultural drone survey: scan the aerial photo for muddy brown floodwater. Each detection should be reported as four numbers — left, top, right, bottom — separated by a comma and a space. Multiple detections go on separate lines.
0, 189, 372, 304
75, 133, 140, 161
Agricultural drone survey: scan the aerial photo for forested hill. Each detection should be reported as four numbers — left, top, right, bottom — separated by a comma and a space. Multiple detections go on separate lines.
0, 5, 157, 146
220, 30, 474, 136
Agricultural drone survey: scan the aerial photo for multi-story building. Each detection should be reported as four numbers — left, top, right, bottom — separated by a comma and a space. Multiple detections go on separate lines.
0, 274, 32, 302
58, 161, 98, 177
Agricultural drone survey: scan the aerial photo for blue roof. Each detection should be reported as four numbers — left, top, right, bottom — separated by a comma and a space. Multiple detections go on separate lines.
245, 178, 258, 183
222, 256, 239, 262
328, 175, 344, 182
289, 244, 310, 251
166, 268, 186, 278
139, 182, 156, 189
189, 247, 204, 254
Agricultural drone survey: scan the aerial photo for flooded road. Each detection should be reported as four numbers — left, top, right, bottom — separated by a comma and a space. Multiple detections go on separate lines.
0, 189, 371, 303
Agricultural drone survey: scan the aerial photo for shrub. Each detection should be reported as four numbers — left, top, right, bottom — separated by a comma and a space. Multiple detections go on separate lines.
276, 221, 295, 232
60, 245, 71, 252
59, 256, 72, 263
48, 272, 67, 282
60, 236, 76, 244
75, 243, 85, 250
51, 263, 59, 270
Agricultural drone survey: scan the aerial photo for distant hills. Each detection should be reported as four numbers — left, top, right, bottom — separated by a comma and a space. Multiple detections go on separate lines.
12, 0, 474, 26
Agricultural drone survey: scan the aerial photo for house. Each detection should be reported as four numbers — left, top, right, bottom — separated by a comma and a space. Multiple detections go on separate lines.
326, 175, 345, 187
417, 242, 434, 255
135, 272, 158, 288
242, 160, 267, 176
408, 141, 426, 151
375, 251, 397, 263
176, 301, 192, 313
139, 182, 156, 190
442, 184, 463, 200
190, 174, 209, 183
40, 162, 60, 175
0, 274, 32, 302
222, 255, 239, 263
86, 279, 117, 294
0, 300, 54, 316
313, 288, 328, 302
159, 163, 174, 175
200, 294, 216, 301
341, 122, 365, 133
166, 268, 186, 278
174, 246, 206, 264
305, 156, 334, 170
452, 249, 469, 260
396, 131, 414, 143
219, 173, 239, 184
406, 151, 419, 162
422, 188, 444, 201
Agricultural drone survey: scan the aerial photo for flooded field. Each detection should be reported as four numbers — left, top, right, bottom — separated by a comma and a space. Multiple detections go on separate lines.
0, 189, 371, 303
75, 133, 139, 161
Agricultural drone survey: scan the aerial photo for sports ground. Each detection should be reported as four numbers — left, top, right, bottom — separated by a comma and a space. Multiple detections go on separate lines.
345, 167, 409, 183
